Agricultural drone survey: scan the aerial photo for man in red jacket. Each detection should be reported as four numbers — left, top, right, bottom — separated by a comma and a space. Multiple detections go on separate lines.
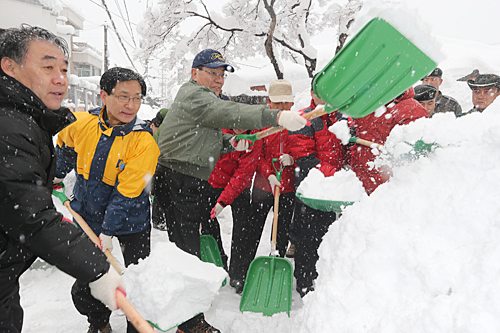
250, 80, 296, 264
206, 129, 263, 294
288, 78, 347, 297
351, 87, 428, 194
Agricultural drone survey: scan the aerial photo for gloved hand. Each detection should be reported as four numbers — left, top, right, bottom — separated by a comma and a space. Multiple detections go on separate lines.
210, 201, 226, 219
53, 177, 64, 185
279, 154, 294, 166
268, 174, 281, 195
315, 163, 336, 177
99, 234, 113, 252
89, 267, 126, 311
277, 110, 309, 131
230, 137, 251, 151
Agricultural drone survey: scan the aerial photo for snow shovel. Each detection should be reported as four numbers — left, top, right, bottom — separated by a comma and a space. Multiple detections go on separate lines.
52, 184, 155, 333
313, 18, 437, 118
240, 159, 293, 316
200, 234, 227, 286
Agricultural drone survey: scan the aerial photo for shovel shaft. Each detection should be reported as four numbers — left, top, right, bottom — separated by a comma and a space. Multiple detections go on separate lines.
349, 137, 384, 150
271, 187, 280, 254
117, 292, 155, 333
63, 201, 124, 275
240, 106, 328, 143
62, 202, 153, 332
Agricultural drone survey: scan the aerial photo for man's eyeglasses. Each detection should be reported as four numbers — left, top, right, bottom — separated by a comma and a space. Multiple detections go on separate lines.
198, 68, 227, 79
111, 94, 143, 105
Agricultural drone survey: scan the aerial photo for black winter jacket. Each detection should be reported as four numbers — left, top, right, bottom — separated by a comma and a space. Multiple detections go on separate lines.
0, 72, 109, 283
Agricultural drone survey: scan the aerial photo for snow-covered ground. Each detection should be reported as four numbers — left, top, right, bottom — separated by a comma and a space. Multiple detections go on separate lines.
18, 0, 500, 332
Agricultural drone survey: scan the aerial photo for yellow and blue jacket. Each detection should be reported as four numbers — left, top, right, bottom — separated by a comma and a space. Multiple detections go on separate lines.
56, 107, 160, 235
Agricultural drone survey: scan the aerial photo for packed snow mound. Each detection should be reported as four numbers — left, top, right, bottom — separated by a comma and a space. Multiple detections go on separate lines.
296, 168, 367, 202
123, 241, 227, 330
293, 105, 500, 332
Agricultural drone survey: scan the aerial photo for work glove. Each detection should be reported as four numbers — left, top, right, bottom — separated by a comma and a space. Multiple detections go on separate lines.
277, 110, 309, 131
210, 201, 226, 219
268, 174, 281, 195
230, 137, 251, 151
99, 234, 113, 252
53, 177, 64, 185
89, 267, 126, 311
315, 163, 336, 177
279, 154, 294, 166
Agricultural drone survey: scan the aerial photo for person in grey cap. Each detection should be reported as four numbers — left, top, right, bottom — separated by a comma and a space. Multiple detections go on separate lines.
414, 84, 438, 117
466, 74, 500, 114
152, 49, 308, 333
422, 67, 462, 116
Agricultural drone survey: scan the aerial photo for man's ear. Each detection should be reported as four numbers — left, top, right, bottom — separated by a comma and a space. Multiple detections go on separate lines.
1, 57, 18, 78
100, 90, 108, 106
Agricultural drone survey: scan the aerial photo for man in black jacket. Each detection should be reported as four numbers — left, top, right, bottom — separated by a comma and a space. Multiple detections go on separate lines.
0, 25, 124, 333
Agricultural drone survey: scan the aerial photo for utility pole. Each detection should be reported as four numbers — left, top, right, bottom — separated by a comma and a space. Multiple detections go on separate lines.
103, 23, 109, 72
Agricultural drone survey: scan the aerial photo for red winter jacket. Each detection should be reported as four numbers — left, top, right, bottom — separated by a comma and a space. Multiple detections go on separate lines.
288, 99, 347, 186
253, 129, 295, 194
208, 129, 262, 205
351, 88, 428, 194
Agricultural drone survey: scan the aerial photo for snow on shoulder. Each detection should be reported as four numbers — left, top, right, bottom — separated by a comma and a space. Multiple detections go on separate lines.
123, 241, 227, 330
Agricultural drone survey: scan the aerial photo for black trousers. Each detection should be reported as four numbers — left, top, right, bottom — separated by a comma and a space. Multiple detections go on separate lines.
151, 165, 216, 330
71, 226, 151, 332
293, 199, 336, 289
0, 255, 35, 333
250, 187, 295, 259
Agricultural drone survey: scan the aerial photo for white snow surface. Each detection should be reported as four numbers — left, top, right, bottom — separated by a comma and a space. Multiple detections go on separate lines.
18, 0, 500, 332
296, 168, 367, 202
123, 241, 227, 330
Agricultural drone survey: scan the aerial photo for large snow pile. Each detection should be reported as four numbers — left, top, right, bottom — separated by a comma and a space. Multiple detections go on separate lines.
293, 104, 500, 332
123, 241, 227, 330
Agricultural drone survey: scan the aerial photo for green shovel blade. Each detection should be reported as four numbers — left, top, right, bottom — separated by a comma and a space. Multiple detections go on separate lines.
240, 256, 293, 316
313, 18, 437, 118
296, 192, 354, 213
200, 235, 226, 286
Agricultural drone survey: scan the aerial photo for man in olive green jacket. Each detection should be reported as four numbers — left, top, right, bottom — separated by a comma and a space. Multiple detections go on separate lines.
152, 49, 306, 333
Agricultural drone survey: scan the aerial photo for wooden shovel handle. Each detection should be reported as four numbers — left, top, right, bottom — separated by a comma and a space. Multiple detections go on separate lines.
271, 187, 280, 253
256, 106, 327, 141
117, 292, 155, 333
352, 137, 384, 150
63, 201, 154, 332
63, 201, 123, 274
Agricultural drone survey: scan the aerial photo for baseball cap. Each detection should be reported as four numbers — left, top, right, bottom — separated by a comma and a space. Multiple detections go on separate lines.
467, 74, 500, 90
268, 80, 294, 103
192, 49, 234, 72
414, 84, 437, 101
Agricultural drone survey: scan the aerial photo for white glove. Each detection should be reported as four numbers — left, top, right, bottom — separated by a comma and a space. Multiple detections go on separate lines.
210, 202, 225, 219
268, 174, 281, 194
277, 110, 307, 131
230, 137, 250, 151
89, 267, 126, 311
279, 154, 294, 166
99, 234, 113, 252
53, 177, 64, 185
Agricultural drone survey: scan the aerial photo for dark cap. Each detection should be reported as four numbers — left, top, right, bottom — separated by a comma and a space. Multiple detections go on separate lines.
422, 67, 443, 80
414, 84, 438, 101
192, 49, 234, 72
467, 74, 500, 90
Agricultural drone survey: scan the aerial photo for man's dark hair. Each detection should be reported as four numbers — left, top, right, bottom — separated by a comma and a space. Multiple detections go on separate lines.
100, 67, 147, 97
0, 24, 69, 65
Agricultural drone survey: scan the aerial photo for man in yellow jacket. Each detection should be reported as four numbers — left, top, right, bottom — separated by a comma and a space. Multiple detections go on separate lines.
56, 67, 159, 333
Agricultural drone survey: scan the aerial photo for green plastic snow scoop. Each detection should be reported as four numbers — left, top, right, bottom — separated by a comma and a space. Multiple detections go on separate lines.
200, 234, 227, 286
313, 18, 437, 118
296, 192, 354, 213
240, 159, 293, 316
